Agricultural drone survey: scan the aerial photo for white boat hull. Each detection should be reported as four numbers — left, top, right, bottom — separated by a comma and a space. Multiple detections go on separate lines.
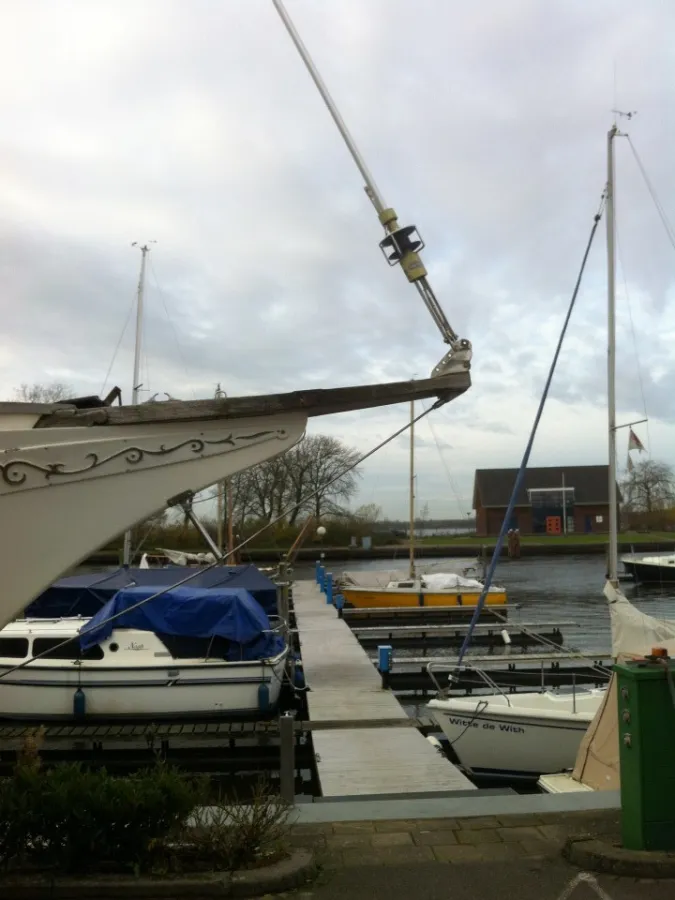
0, 651, 288, 719
428, 690, 604, 777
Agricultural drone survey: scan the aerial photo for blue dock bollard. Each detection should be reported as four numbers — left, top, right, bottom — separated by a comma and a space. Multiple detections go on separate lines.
325, 572, 333, 605
377, 644, 393, 689
335, 593, 345, 617
315, 560, 321, 584
318, 565, 325, 592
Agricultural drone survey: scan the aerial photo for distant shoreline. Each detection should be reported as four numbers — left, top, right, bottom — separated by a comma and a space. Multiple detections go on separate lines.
83, 537, 673, 566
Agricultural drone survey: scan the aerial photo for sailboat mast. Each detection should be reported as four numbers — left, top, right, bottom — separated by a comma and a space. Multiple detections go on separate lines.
606, 125, 619, 585
122, 242, 151, 567
409, 398, 415, 579
131, 245, 150, 406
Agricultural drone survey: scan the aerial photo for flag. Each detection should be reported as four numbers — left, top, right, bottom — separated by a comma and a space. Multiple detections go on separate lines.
628, 428, 645, 453
627, 454, 634, 473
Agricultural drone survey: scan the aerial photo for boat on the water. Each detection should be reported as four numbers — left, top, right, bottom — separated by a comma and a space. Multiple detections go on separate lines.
620, 552, 675, 584
428, 123, 634, 777
0, 585, 288, 720
339, 570, 507, 609
427, 686, 606, 777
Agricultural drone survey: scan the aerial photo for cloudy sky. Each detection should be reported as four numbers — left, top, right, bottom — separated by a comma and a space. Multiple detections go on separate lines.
1, 0, 674, 519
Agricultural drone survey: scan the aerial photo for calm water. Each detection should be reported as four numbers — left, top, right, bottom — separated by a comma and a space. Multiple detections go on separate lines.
295, 554, 675, 656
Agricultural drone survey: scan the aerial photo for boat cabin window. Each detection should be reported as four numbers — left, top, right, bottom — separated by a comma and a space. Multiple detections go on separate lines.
157, 634, 231, 660
396, 581, 415, 589
32, 638, 104, 661
0, 637, 29, 658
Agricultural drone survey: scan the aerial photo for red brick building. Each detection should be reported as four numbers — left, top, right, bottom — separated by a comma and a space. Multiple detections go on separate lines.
473, 465, 619, 537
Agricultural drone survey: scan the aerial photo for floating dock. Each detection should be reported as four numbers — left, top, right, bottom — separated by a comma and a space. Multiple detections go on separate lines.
292, 580, 475, 797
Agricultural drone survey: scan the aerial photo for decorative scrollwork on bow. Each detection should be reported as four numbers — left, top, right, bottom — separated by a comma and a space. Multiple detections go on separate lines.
0, 429, 286, 487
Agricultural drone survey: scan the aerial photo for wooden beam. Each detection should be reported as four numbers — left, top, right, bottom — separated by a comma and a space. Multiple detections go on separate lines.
33, 371, 471, 429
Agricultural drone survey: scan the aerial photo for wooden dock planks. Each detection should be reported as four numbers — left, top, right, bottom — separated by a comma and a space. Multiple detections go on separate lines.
292, 580, 475, 797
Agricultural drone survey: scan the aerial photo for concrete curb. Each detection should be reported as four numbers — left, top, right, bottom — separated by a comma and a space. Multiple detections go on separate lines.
564, 837, 675, 879
0, 849, 315, 899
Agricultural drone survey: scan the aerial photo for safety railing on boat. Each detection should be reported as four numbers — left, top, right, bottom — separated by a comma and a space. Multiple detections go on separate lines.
426, 661, 583, 710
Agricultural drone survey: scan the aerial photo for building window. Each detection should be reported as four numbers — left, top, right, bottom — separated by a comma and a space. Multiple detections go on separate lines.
596, 515, 603, 523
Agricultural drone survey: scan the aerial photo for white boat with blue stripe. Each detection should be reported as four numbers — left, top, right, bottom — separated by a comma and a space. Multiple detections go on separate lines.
0, 585, 289, 719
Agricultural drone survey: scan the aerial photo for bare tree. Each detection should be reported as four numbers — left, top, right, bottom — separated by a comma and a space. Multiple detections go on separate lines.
207, 434, 362, 528
622, 460, 675, 513
293, 434, 361, 519
354, 503, 382, 524
14, 382, 72, 403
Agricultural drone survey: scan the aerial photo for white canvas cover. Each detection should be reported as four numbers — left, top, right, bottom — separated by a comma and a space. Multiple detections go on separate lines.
571, 581, 675, 790
421, 572, 503, 593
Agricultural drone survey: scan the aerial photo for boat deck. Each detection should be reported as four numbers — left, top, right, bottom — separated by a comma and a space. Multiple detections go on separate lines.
292, 580, 474, 797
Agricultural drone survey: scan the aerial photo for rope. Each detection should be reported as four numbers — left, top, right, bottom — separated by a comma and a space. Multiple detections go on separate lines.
99, 296, 135, 398
149, 259, 196, 400
0, 398, 444, 680
615, 226, 651, 455
455, 192, 606, 668
627, 136, 675, 253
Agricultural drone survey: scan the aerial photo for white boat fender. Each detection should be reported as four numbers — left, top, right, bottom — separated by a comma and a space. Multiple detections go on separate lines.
501, 629, 511, 645
426, 735, 444, 755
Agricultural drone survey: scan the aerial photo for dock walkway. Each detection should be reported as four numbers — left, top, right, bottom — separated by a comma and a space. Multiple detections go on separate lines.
292, 580, 474, 797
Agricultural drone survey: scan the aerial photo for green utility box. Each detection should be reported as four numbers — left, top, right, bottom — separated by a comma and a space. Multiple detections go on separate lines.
615, 656, 675, 851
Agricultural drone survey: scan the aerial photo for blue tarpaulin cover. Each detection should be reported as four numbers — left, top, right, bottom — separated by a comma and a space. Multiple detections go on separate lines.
79, 586, 285, 661
26, 564, 278, 618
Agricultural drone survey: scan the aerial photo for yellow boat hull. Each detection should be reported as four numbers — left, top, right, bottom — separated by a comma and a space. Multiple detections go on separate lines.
339, 588, 507, 609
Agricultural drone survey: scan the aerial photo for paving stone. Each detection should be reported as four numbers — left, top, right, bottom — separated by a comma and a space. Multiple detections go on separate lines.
373, 819, 419, 833
412, 817, 459, 831
291, 823, 334, 836
413, 829, 458, 846
342, 845, 434, 867
498, 826, 547, 843
496, 815, 543, 827
456, 816, 500, 829
327, 834, 371, 850
332, 821, 375, 834
457, 829, 503, 845
537, 824, 568, 844
370, 832, 413, 848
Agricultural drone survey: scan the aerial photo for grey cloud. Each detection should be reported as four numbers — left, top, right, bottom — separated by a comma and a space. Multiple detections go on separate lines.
1, 0, 673, 517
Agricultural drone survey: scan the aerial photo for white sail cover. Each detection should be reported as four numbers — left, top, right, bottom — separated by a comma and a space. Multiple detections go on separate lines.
159, 548, 217, 566
572, 580, 675, 791
421, 572, 503, 593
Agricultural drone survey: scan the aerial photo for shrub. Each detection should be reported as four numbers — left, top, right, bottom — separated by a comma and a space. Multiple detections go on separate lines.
180, 779, 291, 872
0, 761, 205, 874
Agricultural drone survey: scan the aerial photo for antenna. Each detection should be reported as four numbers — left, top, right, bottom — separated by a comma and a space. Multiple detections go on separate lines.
611, 109, 637, 121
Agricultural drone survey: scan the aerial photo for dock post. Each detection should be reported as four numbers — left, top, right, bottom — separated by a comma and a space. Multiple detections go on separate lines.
318, 565, 325, 592
335, 592, 344, 618
279, 712, 295, 804
326, 572, 333, 605
315, 559, 321, 584
277, 561, 290, 626
377, 644, 393, 689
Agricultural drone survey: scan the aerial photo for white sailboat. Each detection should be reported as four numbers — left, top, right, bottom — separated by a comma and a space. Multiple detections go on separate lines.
428, 123, 630, 777
0, 2, 475, 635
